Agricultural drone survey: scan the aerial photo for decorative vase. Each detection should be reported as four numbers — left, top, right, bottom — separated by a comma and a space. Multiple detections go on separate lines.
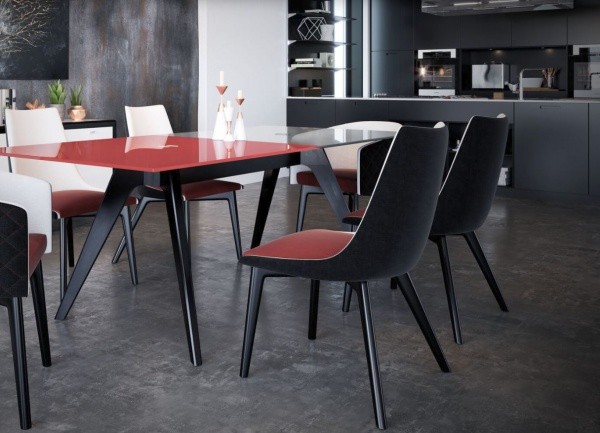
51, 103, 66, 120
68, 105, 87, 121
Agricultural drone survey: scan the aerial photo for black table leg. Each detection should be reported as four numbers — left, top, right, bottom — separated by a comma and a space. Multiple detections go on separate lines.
301, 149, 351, 229
251, 168, 280, 248
55, 170, 143, 321
163, 170, 202, 366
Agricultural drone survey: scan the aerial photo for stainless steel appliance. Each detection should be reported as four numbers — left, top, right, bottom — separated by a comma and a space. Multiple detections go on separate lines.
416, 49, 457, 97
472, 64, 509, 89
570, 45, 600, 99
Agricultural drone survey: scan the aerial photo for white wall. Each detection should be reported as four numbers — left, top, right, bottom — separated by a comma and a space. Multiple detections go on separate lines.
198, 0, 286, 130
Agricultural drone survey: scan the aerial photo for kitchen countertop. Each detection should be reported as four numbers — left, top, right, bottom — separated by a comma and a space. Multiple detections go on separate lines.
288, 96, 600, 103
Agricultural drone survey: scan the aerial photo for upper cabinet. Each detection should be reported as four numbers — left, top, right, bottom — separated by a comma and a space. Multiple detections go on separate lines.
370, 0, 413, 51
511, 11, 567, 47
460, 15, 511, 49
568, 6, 600, 45
413, 9, 460, 49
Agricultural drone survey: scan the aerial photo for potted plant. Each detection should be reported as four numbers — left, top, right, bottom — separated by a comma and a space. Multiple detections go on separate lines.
68, 84, 86, 121
48, 79, 67, 119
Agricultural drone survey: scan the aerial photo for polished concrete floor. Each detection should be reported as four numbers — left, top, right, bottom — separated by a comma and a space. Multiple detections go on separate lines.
1, 181, 599, 432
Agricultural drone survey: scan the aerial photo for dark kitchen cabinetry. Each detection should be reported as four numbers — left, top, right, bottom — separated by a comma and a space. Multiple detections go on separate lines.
460, 15, 511, 49
514, 102, 588, 195
287, 99, 336, 127
567, 6, 600, 45
511, 12, 567, 47
335, 99, 389, 124
413, 9, 460, 50
589, 104, 600, 197
388, 100, 513, 123
371, 0, 413, 51
371, 51, 414, 97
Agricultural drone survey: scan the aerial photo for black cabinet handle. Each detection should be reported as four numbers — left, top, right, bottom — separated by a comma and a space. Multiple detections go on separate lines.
539, 105, 561, 109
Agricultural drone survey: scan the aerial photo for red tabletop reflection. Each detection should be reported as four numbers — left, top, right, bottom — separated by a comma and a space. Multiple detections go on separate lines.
0, 135, 317, 172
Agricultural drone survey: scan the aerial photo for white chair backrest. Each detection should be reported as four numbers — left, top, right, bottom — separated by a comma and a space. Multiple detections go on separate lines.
5, 108, 99, 192
0, 172, 52, 253
325, 121, 402, 170
125, 105, 173, 136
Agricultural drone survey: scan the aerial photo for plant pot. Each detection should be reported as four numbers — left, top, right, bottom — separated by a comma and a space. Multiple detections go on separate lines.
50, 103, 66, 120
68, 105, 87, 121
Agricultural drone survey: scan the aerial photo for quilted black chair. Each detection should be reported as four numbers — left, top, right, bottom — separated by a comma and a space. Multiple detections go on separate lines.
238, 124, 450, 430
0, 172, 52, 430
344, 115, 510, 345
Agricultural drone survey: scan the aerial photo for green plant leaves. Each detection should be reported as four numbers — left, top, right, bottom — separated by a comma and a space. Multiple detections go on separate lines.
48, 79, 66, 104
70, 84, 83, 106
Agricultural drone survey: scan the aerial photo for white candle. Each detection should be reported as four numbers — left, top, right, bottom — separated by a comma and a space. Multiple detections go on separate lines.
237, 90, 243, 99
219, 71, 225, 85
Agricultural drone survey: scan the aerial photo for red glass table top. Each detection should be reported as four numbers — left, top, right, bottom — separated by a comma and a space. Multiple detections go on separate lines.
0, 135, 317, 172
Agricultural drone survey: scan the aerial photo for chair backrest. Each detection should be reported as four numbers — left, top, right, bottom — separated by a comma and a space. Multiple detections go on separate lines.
311, 125, 448, 282
0, 172, 52, 298
325, 121, 402, 170
125, 105, 173, 136
431, 115, 509, 235
5, 108, 98, 191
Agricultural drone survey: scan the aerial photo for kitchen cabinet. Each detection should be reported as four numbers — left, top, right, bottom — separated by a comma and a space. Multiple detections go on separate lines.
335, 100, 389, 124
371, 0, 413, 51
567, 6, 600, 45
511, 12, 567, 47
413, 9, 460, 50
371, 51, 414, 97
514, 102, 588, 195
287, 99, 336, 127
460, 15, 511, 49
589, 104, 600, 197
388, 100, 513, 123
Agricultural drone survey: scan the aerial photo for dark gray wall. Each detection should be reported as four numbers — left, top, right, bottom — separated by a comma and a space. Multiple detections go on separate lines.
0, 0, 199, 137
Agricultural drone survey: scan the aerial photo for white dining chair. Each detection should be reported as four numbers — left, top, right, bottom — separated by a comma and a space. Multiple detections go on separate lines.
111, 105, 244, 264
4, 108, 138, 300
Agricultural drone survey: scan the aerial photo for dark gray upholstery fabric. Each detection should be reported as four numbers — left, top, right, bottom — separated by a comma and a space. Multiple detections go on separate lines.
430, 115, 509, 236
241, 125, 449, 282
0, 203, 28, 298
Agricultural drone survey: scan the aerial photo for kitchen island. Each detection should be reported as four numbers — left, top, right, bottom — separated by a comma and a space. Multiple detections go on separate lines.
287, 97, 600, 201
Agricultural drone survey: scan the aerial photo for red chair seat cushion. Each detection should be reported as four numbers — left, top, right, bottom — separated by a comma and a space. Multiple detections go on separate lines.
28, 233, 47, 277
342, 207, 366, 226
296, 169, 357, 194
52, 190, 136, 218
244, 229, 353, 261
181, 180, 242, 201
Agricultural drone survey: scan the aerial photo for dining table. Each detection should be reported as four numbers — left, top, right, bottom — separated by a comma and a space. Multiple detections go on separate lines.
0, 125, 396, 366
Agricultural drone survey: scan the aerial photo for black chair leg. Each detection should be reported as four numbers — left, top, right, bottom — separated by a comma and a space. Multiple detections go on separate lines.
120, 206, 138, 285
240, 267, 267, 378
434, 235, 463, 345
30, 263, 51, 368
308, 279, 320, 340
342, 283, 352, 312
184, 200, 191, 247
352, 282, 386, 430
463, 232, 508, 312
112, 196, 151, 264
225, 191, 243, 260
67, 217, 74, 268
296, 185, 309, 232
395, 274, 450, 373
59, 218, 68, 300
6, 298, 32, 430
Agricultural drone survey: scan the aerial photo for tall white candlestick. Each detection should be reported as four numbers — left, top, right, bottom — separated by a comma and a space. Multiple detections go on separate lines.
219, 71, 225, 85
237, 90, 243, 99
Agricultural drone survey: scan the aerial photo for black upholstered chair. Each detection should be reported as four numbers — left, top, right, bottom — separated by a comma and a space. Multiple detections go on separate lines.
0, 172, 52, 430
344, 115, 510, 345
238, 125, 450, 430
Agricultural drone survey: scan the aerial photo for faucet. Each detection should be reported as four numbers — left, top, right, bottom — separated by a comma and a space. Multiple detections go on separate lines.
519, 68, 544, 100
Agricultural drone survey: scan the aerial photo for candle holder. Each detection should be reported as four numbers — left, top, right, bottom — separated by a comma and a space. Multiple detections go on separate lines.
212, 85, 228, 140
233, 97, 246, 141
223, 102, 234, 142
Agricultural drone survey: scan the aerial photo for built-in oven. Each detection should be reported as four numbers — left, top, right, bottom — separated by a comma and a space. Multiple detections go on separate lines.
416, 49, 457, 97
569, 45, 600, 99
